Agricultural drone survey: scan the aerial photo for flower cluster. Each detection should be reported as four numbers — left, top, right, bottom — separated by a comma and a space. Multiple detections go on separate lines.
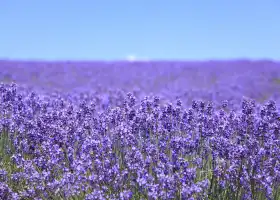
0, 83, 279, 200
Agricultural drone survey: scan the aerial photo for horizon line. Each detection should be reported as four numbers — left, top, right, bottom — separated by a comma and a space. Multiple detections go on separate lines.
0, 58, 279, 63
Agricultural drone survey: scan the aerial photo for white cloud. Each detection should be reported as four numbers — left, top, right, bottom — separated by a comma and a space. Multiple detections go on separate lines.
125, 54, 149, 62
126, 55, 137, 61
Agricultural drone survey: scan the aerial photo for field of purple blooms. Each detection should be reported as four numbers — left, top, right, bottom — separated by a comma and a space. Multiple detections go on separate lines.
0, 60, 280, 199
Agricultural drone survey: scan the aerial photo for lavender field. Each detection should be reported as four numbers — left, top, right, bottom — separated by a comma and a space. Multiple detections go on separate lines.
0, 60, 280, 199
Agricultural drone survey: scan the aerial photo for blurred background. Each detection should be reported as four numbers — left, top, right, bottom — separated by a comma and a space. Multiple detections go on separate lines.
0, 1, 279, 110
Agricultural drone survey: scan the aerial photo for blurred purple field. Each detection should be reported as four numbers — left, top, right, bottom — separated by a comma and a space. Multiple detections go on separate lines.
0, 59, 279, 109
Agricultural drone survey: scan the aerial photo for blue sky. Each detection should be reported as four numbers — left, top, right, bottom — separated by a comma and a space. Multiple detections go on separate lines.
0, 1, 279, 61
